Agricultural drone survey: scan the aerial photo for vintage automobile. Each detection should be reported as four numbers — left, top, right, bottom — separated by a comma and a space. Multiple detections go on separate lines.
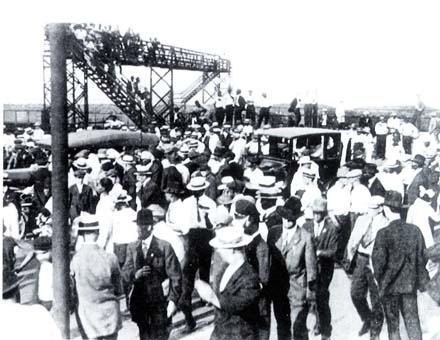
256, 127, 343, 187
4, 130, 159, 187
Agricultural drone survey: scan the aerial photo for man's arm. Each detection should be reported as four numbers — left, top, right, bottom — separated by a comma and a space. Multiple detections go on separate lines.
164, 243, 182, 304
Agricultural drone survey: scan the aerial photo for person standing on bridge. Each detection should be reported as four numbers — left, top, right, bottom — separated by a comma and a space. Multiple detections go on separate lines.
257, 93, 271, 128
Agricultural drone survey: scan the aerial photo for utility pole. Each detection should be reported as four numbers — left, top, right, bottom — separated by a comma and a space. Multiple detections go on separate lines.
48, 23, 70, 339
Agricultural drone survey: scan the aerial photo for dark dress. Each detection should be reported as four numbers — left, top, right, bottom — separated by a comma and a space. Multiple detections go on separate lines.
211, 262, 261, 340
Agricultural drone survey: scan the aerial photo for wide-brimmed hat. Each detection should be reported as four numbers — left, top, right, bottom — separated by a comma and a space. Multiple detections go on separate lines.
210, 206, 233, 228
218, 176, 235, 190
187, 176, 210, 191
121, 154, 136, 165
106, 148, 120, 160
136, 209, 154, 225
276, 197, 302, 221
336, 167, 350, 178
383, 159, 400, 169
363, 163, 378, 174
135, 164, 152, 176
78, 214, 100, 231
256, 176, 282, 197
114, 190, 132, 204
209, 226, 253, 249
302, 169, 316, 179
140, 151, 154, 162
384, 190, 402, 210
311, 197, 327, 213
298, 156, 311, 165
97, 148, 108, 159
369, 196, 385, 208
346, 169, 362, 178
72, 157, 90, 170
412, 154, 425, 167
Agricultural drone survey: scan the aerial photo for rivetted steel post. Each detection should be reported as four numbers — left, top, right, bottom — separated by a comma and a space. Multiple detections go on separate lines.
48, 23, 70, 339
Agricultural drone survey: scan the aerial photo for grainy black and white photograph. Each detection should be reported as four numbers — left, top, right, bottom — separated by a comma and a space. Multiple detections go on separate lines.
2, 1, 440, 339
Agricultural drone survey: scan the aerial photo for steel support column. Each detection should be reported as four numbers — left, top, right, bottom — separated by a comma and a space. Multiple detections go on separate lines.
48, 23, 70, 339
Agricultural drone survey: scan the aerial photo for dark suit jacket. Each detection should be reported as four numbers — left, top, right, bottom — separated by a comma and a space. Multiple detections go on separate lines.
122, 167, 137, 210
303, 218, 340, 288
267, 225, 317, 306
369, 177, 386, 197
427, 243, 440, 304
122, 237, 182, 324
211, 262, 261, 340
372, 219, 429, 297
245, 234, 271, 319
217, 161, 244, 181
68, 184, 95, 221
406, 169, 429, 205
138, 179, 163, 209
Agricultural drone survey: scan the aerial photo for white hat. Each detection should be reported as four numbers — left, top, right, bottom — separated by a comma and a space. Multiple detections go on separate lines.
121, 154, 136, 164
73, 157, 90, 170
369, 196, 385, 208
298, 156, 311, 165
106, 148, 120, 160
187, 176, 210, 191
140, 151, 154, 161
257, 176, 282, 196
78, 213, 99, 231
114, 190, 132, 204
209, 227, 252, 248
346, 169, 362, 178
218, 176, 235, 190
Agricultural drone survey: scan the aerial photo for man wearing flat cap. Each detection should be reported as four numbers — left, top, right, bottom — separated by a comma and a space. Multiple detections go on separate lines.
267, 197, 317, 340
303, 198, 340, 340
372, 191, 429, 340
123, 209, 182, 340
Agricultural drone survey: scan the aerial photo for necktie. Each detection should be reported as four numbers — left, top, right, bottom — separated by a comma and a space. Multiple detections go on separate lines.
361, 218, 374, 248
196, 198, 201, 222
142, 241, 149, 258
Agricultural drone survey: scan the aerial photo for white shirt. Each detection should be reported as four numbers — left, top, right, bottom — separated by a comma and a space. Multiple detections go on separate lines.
222, 93, 234, 107
281, 225, 298, 248
219, 259, 245, 292
244, 167, 265, 186
153, 221, 185, 264
209, 133, 221, 154
96, 193, 114, 253
350, 184, 371, 214
230, 138, 247, 163
375, 122, 389, 135
407, 198, 440, 248
38, 260, 53, 302
399, 122, 418, 138
3, 203, 21, 239
183, 195, 217, 231
111, 208, 138, 244
258, 95, 270, 108
142, 234, 153, 255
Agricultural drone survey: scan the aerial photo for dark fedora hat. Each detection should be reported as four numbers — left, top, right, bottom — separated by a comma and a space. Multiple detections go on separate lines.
384, 190, 402, 210
136, 209, 154, 226
163, 180, 185, 195
412, 154, 425, 167
363, 163, 378, 174
276, 197, 302, 221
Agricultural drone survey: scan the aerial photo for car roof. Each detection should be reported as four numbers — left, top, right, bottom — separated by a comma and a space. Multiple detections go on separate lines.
257, 127, 340, 139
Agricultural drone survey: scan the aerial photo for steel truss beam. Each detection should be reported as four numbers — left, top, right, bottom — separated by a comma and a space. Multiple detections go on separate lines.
150, 67, 174, 125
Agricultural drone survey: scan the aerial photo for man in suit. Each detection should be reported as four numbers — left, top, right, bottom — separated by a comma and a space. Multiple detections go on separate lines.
303, 198, 340, 340
123, 209, 182, 340
267, 197, 317, 340
237, 199, 271, 340
361, 163, 386, 197
234, 89, 247, 124
136, 164, 163, 211
405, 154, 429, 205
68, 158, 95, 221
372, 191, 430, 340
347, 196, 388, 340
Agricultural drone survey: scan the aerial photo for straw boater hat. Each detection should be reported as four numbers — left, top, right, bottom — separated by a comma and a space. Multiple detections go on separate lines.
140, 151, 154, 162
336, 167, 350, 178
78, 214, 100, 231
210, 206, 233, 229
187, 176, 210, 191
135, 164, 152, 176
106, 148, 120, 160
73, 157, 90, 170
256, 176, 283, 198
209, 226, 253, 249
114, 190, 132, 204
121, 154, 136, 165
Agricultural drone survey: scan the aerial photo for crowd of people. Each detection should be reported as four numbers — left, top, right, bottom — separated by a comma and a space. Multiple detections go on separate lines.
3, 105, 440, 340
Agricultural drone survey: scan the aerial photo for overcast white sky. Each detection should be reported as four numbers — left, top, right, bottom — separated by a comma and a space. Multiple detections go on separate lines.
2, 0, 440, 109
